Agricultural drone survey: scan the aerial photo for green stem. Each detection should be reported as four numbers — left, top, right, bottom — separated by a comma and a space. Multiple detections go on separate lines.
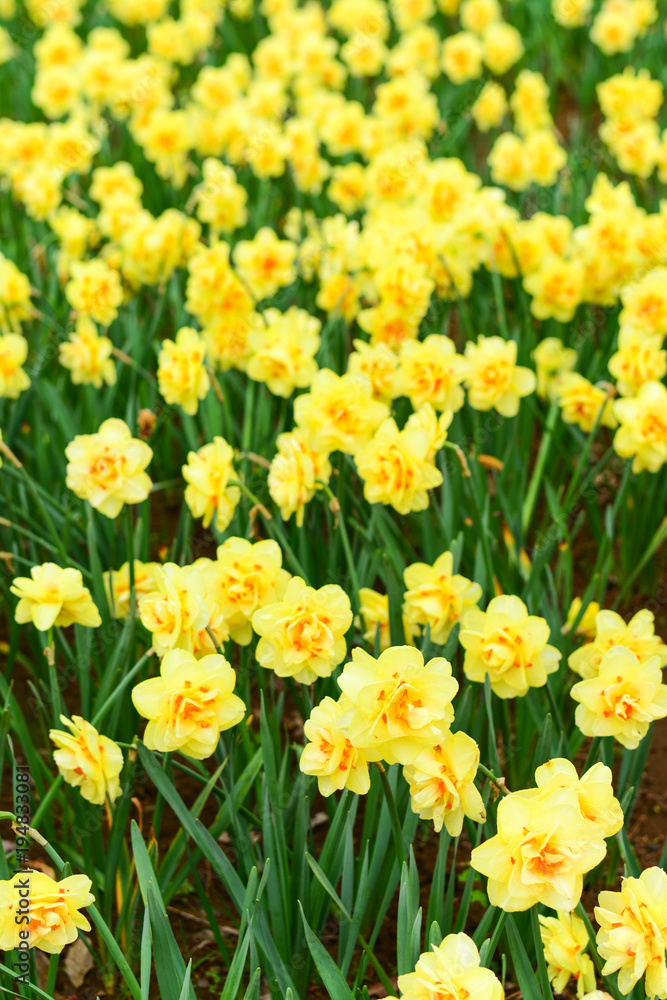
531, 906, 553, 999
522, 400, 558, 536
92, 652, 151, 727
561, 403, 608, 515
228, 478, 308, 579
375, 763, 406, 864
490, 267, 510, 341
46, 628, 61, 725
205, 624, 223, 653
582, 736, 601, 773
46, 953, 59, 997
544, 677, 567, 746
126, 506, 136, 618
477, 763, 510, 795
32, 776, 63, 829
356, 930, 396, 997
318, 480, 360, 614
483, 909, 507, 967
18, 465, 71, 566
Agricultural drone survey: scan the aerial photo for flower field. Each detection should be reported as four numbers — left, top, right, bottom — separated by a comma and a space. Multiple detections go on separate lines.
1, 0, 667, 997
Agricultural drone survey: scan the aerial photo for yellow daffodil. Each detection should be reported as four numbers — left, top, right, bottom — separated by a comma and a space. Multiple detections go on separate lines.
354, 417, 443, 515
398, 934, 504, 1000
294, 369, 390, 456
459, 595, 561, 698
0, 872, 95, 955
11, 563, 101, 631
539, 912, 596, 998
569, 609, 667, 678
595, 867, 667, 998
59, 316, 117, 388
157, 326, 210, 416
65, 258, 123, 326
529, 758, 624, 838
404, 730, 486, 836
132, 648, 245, 759
571, 645, 667, 749
471, 768, 608, 911
207, 537, 290, 645
49, 715, 123, 805
464, 336, 536, 417
252, 576, 352, 684
613, 381, 667, 473
337, 645, 458, 765
182, 436, 240, 532
65, 418, 152, 519
139, 562, 212, 656
268, 429, 332, 527
403, 550, 482, 645
300, 695, 371, 796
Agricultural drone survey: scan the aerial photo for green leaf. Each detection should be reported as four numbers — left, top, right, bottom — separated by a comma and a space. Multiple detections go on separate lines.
428, 920, 443, 950
192, 820, 299, 997
178, 962, 193, 1000
131, 822, 195, 1000
241, 969, 261, 1000
299, 902, 355, 1000
131, 819, 165, 910
397, 847, 421, 975
426, 828, 451, 931
616, 825, 641, 878
306, 852, 352, 921
147, 881, 196, 1000
531, 907, 553, 1000
340, 843, 369, 978
140, 908, 152, 1000
219, 928, 252, 1000
533, 714, 554, 769
505, 915, 545, 1000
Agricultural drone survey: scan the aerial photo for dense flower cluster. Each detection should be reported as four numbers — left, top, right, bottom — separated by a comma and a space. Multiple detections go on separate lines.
2, 0, 667, 985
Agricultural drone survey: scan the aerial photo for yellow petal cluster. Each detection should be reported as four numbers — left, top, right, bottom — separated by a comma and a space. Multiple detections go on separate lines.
49, 714, 123, 805
398, 934, 504, 1000
300, 695, 371, 796
595, 867, 667, 998
539, 912, 596, 998
11, 562, 101, 631
470, 758, 621, 911
459, 595, 561, 698
252, 576, 352, 684
182, 435, 240, 532
132, 648, 245, 759
571, 645, 667, 749
404, 730, 486, 836
65, 417, 153, 518
403, 550, 482, 645
337, 645, 458, 765
0, 872, 95, 954
569, 609, 667, 678
157, 326, 210, 416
